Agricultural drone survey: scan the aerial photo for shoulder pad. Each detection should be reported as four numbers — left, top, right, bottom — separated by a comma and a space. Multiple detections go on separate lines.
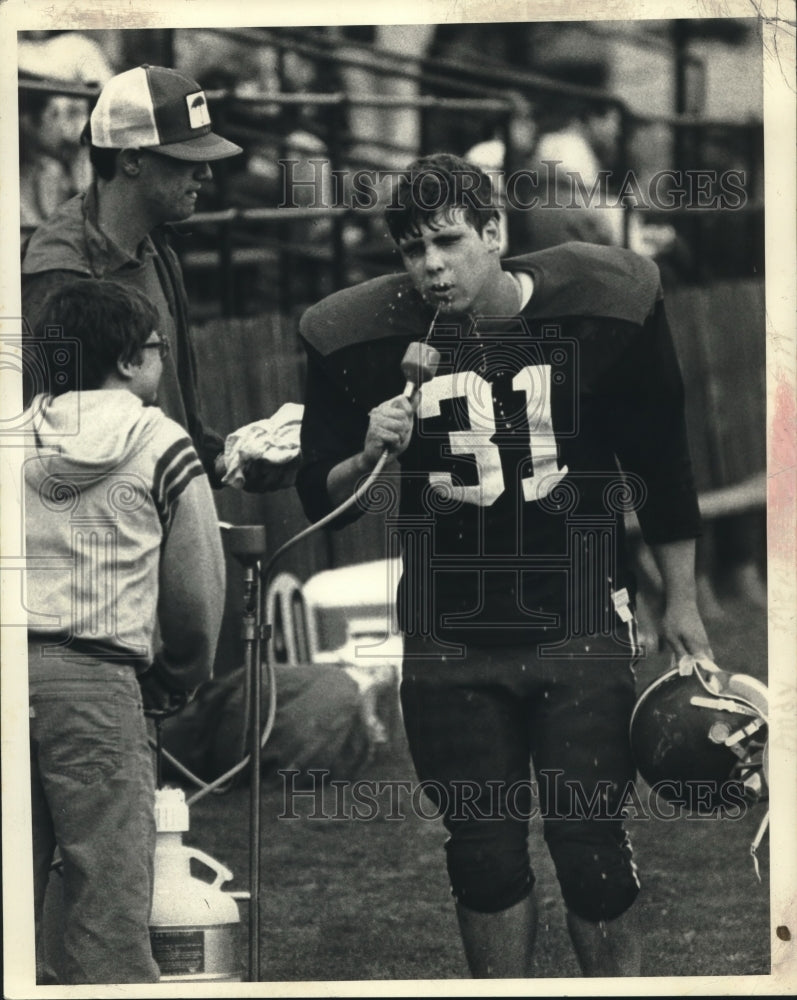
299, 273, 430, 356
507, 242, 662, 326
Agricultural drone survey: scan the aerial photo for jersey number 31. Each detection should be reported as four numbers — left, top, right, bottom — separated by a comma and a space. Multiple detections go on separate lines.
418, 365, 569, 507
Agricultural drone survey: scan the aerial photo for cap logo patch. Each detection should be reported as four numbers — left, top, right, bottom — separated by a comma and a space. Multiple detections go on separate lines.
186, 91, 211, 130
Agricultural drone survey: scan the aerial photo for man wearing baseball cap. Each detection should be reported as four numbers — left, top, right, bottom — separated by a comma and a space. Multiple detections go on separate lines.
22, 65, 241, 485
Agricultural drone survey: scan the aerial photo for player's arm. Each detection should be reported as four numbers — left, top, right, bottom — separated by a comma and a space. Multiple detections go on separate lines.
296, 338, 413, 525
606, 296, 711, 656
325, 395, 414, 508
649, 538, 713, 659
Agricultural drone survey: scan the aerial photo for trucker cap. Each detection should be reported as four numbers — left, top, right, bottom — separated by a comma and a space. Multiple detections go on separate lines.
89, 64, 242, 161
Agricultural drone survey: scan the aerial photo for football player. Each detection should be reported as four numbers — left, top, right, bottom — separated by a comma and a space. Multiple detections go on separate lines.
296, 152, 713, 978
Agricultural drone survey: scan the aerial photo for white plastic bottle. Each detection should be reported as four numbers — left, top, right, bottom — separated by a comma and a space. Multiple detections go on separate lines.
149, 787, 242, 982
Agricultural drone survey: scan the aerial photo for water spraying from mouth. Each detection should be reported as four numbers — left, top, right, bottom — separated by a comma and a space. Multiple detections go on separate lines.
429, 284, 454, 306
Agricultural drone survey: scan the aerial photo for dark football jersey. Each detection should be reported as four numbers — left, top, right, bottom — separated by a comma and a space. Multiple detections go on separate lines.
298, 242, 701, 648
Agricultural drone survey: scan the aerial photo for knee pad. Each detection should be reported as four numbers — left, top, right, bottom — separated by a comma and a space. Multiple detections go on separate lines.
544, 821, 640, 923
444, 821, 534, 914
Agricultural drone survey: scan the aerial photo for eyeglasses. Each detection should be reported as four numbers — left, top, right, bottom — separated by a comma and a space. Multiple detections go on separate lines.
141, 338, 170, 360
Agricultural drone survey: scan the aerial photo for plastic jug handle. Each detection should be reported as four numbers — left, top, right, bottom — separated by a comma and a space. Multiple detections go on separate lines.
185, 847, 234, 888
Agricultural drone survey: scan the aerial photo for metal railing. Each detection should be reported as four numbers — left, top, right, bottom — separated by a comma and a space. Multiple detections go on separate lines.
17, 29, 764, 312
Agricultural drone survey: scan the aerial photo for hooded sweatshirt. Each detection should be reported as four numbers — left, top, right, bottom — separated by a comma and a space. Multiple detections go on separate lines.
25, 390, 224, 691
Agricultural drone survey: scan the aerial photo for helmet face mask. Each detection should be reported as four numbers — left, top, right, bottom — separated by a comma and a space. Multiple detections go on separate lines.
630, 658, 768, 813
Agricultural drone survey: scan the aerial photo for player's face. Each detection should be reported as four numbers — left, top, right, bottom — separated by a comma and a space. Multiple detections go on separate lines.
397, 208, 503, 315
137, 151, 212, 224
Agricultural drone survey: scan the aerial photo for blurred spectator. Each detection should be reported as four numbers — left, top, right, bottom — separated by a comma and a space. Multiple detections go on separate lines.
531, 97, 637, 250
465, 91, 538, 253
467, 89, 680, 269
19, 86, 94, 229
18, 31, 114, 229
466, 91, 538, 174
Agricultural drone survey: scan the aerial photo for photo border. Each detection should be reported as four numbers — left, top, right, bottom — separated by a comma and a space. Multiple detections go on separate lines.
2, 1, 794, 997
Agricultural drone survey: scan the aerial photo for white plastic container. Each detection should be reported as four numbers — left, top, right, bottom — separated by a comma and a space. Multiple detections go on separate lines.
149, 787, 242, 982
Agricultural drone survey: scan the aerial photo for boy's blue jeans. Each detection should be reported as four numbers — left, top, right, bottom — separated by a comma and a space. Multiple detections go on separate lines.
28, 644, 161, 984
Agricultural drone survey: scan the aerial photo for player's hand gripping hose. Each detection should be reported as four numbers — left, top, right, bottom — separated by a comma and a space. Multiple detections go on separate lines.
156, 333, 441, 802
257, 337, 443, 569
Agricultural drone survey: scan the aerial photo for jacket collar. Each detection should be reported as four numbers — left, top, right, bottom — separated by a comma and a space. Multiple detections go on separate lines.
82, 183, 155, 275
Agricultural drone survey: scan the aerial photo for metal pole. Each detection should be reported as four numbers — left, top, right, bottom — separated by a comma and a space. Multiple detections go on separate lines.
240, 562, 262, 982
250, 562, 264, 982
223, 522, 268, 983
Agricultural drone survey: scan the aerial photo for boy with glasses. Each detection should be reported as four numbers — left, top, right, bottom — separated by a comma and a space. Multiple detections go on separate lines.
24, 278, 224, 983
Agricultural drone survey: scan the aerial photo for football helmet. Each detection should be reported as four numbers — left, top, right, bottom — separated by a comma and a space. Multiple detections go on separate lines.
630, 656, 769, 810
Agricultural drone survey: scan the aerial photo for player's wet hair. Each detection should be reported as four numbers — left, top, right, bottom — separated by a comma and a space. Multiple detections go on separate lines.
38, 279, 159, 394
386, 152, 500, 244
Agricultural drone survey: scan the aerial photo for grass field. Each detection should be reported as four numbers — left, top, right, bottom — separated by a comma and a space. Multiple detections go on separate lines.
184, 592, 771, 985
